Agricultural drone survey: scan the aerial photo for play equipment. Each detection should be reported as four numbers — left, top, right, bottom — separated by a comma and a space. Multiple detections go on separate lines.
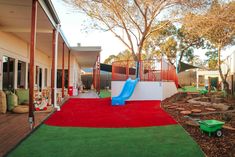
199, 120, 225, 137
184, 116, 225, 137
112, 78, 139, 106
35, 97, 49, 111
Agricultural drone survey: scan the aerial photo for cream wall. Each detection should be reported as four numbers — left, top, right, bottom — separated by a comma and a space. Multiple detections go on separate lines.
0, 31, 82, 90
56, 50, 83, 88
0, 31, 52, 90
57, 51, 69, 67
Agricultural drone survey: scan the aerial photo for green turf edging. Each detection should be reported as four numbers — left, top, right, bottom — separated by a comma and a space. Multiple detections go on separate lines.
7, 124, 204, 157
99, 90, 111, 98
178, 86, 205, 93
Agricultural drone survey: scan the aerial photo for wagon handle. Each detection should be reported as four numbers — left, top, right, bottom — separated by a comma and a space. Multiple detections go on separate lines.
184, 116, 200, 125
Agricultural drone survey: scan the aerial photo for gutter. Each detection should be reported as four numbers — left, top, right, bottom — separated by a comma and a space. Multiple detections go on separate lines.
39, 0, 70, 48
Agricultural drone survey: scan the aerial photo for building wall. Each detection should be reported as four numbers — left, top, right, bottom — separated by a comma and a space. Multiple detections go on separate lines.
0, 31, 81, 90
0, 31, 51, 90
231, 52, 235, 74
111, 81, 177, 101
57, 51, 82, 87
71, 58, 82, 87
222, 51, 235, 75
178, 70, 196, 86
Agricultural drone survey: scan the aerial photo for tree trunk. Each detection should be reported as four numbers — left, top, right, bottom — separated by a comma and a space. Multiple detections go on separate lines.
217, 45, 230, 95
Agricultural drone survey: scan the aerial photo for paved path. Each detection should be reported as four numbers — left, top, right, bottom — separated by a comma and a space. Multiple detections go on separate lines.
72, 90, 99, 98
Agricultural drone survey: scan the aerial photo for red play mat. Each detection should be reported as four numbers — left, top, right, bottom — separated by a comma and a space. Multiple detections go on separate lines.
45, 98, 176, 128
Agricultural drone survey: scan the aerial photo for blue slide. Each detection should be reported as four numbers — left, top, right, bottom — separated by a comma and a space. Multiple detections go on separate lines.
112, 78, 139, 106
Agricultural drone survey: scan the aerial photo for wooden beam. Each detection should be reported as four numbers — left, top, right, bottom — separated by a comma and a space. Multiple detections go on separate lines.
97, 54, 100, 94
92, 67, 95, 89
62, 42, 65, 98
29, 0, 38, 129
51, 29, 55, 106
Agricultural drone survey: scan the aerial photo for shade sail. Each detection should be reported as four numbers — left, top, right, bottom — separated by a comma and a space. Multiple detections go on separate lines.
177, 61, 199, 73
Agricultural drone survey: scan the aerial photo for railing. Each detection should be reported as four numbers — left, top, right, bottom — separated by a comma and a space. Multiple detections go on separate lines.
112, 59, 178, 87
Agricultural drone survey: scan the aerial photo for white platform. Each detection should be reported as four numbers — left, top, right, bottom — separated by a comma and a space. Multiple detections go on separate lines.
111, 81, 178, 101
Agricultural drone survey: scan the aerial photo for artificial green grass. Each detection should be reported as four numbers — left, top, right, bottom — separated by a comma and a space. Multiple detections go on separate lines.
178, 86, 205, 93
99, 89, 111, 98
8, 124, 204, 157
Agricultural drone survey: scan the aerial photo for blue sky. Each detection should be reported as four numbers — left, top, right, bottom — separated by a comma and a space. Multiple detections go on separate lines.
52, 0, 235, 62
52, 0, 126, 62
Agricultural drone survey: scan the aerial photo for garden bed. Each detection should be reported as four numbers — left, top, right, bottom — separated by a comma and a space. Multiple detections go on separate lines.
162, 92, 235, 157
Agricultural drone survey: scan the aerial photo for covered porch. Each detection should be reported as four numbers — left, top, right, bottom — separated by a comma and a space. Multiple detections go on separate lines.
0, 0, 101, 155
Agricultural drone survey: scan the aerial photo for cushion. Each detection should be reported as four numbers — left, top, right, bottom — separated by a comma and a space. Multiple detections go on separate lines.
6, 93, 18, 111
15, 89, 29, 105
0, 91, 7, 113
12, 105, 29, 113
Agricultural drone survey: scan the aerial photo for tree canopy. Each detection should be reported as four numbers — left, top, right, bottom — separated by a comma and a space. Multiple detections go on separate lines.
66, 0, 209, 62
182, 0, 235, 93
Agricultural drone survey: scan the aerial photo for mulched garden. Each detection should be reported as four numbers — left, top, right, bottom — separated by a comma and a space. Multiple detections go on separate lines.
161, 92, 235, 157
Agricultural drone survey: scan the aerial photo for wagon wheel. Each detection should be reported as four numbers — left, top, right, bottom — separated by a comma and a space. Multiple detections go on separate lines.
216, 130, 223, 137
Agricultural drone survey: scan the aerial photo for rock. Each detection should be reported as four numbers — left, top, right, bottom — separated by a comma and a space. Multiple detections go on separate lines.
212, 103, 232, 111
176, 107, 185, 111
180, 110, 192, 115
167, 106, 177, 109
213, 98, 224, 103
205, 107, 216, 111
222, 113, 233, 122
193, 104, 201, 107
200, 97, 210, 102
187, 97, 211, 106
191, 109, 202, 113
186, 95, 193, 100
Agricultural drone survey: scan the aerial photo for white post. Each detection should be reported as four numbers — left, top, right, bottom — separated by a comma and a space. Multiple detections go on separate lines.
25, 63, 28, 89
14, 59, 18, 89
54, 24, 60, 111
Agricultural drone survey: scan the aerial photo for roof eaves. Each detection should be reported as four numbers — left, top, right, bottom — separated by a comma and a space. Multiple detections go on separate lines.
38, 0, 60, 27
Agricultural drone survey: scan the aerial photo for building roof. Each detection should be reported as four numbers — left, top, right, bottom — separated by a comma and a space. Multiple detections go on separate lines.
71, 45, 101, 68
0, 0, 101, 67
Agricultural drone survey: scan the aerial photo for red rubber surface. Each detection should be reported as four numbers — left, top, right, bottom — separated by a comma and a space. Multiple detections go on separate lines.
45, 98, 176, 128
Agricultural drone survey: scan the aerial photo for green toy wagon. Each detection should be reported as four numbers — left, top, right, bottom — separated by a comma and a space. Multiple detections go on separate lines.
198, 120, 225, 137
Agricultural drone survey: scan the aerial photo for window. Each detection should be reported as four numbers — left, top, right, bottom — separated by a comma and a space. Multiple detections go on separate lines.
57, 69, 68, 88
17, 61, 26, 88
35, 66, 42, 91
45, 68, 48, 87
2, 56, 15, 90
